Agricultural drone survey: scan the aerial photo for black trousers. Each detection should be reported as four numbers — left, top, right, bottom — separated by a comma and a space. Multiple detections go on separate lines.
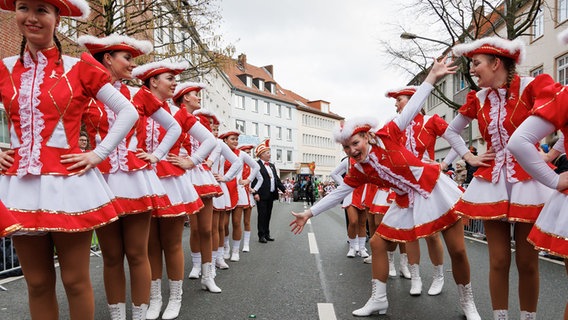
257, 199, 274, 239
306, 191, 315, 206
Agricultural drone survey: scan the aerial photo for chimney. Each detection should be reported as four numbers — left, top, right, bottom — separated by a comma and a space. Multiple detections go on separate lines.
237, 53, 247, 67
263, 65, 274, 78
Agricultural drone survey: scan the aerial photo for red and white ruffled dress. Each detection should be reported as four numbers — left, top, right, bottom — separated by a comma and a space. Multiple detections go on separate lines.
236, 150, 261, 208
133, 93, 204, 217
0, 48, 137, 233
447, 75, 555, 223
83, 84, 172, 216
0, 201, 20, 237
211, 140, 242, 211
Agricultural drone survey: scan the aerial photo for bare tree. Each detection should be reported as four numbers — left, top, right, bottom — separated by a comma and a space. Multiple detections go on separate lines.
383, 0, 544, 109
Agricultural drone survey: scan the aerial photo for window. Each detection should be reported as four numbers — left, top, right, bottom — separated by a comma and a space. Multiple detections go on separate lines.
533, 9, 544, 39
560, 0, 568, 23
252, 99, 258, 113
531, 66, 544, 77
0, 107, 9, 145
264, 102, 270, 115
427, 81, 446, 110
252, 122, 259, 136
276, 126, 282, 140
264, 124, 270, 138
276, 149, 282, 162
246, 76, 252, 87
286, 106, 292, 119
235, 95, 245, 109
276, 105, 282, 117
287, 150, 292, 162
286, 128, 292, 141
235, 119, 245, 134
453, 72, 467, 93
557, 53, 568, 85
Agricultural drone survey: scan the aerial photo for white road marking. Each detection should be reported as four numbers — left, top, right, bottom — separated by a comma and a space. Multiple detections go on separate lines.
317, 303, 337, 320
308, 232, 319, 254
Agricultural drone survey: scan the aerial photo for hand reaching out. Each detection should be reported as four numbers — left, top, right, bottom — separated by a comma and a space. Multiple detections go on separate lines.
289, 210, 313, 234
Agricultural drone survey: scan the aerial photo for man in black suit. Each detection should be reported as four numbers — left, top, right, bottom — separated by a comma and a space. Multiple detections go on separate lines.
251, 139, 285, 243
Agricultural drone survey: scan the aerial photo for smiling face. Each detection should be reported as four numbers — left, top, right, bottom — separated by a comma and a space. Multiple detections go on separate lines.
342, 132, 370, 163
15, 0, 60, 52
224, 134, 239, 149
183, 90, 201, 113
104, 51, 136, 81
150, 72, 177, 101
469, 53, 509, 89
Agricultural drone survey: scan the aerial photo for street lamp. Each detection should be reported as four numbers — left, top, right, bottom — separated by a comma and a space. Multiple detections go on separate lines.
400, 32, 452, 47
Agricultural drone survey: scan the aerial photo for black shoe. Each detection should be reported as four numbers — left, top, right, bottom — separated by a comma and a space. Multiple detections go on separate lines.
259, 237, 267, 243
265, 236, 275, 241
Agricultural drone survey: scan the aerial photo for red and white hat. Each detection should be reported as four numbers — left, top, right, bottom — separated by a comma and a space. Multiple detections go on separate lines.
218, 124, 241, 139
132, 60, 189, 81
173, 82, 207, 102
255, 139, 270, 157
385, 86, 419, 99
238, 144, 254, 151
193, 109, 219, 125
78, 34, 153, 58
333, 117, 378, 144
452, 37, 525, 64
0, 0, 90, 20
558, 28, 568, 45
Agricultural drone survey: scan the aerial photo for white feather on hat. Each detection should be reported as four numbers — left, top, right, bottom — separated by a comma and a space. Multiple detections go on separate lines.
132, 60, 189, 81
333, 117, 378, 144
452, 37, 526, 64
558, 28, 568, 45
78, 34, 153, 56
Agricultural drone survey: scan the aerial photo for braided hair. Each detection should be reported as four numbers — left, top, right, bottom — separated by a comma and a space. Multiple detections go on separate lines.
19, 34, 63, 65
18, 36, 27, 64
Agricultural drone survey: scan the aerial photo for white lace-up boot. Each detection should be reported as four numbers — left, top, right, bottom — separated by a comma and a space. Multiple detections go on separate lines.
458, 283, 481, 320
493, 310, 508, 320
146, 279, 162, 320
409, 264, 422, 296
216, 248, 229, 269
108, 303, 126, 320
347, 238, 356, 257
520, 311, 536, 320
131, 303, 147, 320
243, 231, 251, 252
231, 240, 241, 261
223, 236, 231, 259
161, 280, 182, 320
201, 262, 222, 293
188, 251, 201, 279
387, 251, 397, 277
427, 264, 444, 296
358, 237, 369, 258
399, 253, 411, 279
352, 279, 388, 316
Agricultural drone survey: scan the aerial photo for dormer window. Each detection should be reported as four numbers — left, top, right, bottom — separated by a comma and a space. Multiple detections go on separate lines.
266, 81, 276, 94
237, 74, 253, 87
246, 76, 252, 87
253, 77, 265, 91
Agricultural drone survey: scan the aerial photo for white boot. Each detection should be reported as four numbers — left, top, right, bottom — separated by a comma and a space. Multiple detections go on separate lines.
409, 264, 422, 296
223, 236, 231, 259
243, 231, 251, 252
354, 236, 361, 253
146, 279, 162, 320
161, 280, 182, 320
216, 248, 229, 269
520, 311, 536, 320
188, 252, 201, 279
427, 264, 444, 296
108, 303, 126, 320
458, 283, 481, 320
347, 238, 356, 258
352, 279, 388, 316
132, 304, 148, 320
358, 237, 369, 258
387, 251, 397, 277
201, 262, 222, 293
363, 255, 372, 264
399, 253, 411, 279
231, 240, 241, 261
493, 310, 508, 320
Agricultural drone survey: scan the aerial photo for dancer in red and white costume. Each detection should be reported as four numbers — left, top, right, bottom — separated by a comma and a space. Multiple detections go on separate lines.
237, 144, 262, 252
447, 37, 555, 320
291, 58, 481, 319
0, 1, 139, 319
78, 34, 182, 320
385, 85, 459, 296
508, 27, 568, 320
171, 84, 223, 293
131, 60, 216, 319
217, 129, 260, 262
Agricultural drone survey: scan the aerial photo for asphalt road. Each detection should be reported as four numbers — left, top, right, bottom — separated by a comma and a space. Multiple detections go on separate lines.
1, 200, 566, 319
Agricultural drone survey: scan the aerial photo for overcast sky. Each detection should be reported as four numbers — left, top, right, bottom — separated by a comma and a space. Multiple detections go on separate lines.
217, 0, 421, 123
